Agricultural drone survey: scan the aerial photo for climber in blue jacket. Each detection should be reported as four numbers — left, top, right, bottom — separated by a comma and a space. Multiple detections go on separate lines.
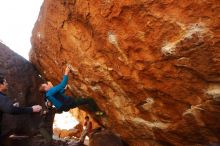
39, 66, 103, 115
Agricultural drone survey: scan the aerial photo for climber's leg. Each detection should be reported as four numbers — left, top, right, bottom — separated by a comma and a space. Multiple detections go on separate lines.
59, 97, 104, 116
58, 97, 76, 112
74, 97, 98, 112
74, 97, 104, 116
58, 97, 96, 112
79, 130, 88, 143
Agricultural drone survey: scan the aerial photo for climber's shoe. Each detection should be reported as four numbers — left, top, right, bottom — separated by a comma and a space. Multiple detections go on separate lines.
95, 111, 104, 116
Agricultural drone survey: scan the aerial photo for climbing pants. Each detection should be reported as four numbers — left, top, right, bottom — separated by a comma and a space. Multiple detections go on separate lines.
59, 97, 99, 112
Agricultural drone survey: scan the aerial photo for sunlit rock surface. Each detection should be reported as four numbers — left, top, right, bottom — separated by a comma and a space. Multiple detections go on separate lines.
53, 108, 100, 139
69, 108, 100, 129
30, 0, 220, 145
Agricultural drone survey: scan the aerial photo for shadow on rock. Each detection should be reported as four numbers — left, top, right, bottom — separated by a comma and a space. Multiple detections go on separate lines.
89, 129, 125, 146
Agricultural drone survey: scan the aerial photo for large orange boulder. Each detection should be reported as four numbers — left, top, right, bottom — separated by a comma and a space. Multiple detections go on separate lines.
30, 0, 220, 145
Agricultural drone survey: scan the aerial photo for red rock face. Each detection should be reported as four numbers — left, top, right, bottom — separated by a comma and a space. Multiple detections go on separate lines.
30, 0, 220, 145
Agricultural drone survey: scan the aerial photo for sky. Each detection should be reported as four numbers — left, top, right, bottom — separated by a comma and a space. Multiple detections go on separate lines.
0, 0, 43, 59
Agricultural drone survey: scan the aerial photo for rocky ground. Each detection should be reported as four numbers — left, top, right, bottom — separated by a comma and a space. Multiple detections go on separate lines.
4, 135, 85, 146
4, 129, 124, 146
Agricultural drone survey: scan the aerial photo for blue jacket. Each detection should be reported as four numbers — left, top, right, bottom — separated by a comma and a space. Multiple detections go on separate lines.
45, 75, 70, 109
